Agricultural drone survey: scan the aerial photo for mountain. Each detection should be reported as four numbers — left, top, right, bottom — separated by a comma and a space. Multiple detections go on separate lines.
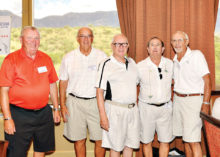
0, 10, 120, 27
0, 10, 220, 32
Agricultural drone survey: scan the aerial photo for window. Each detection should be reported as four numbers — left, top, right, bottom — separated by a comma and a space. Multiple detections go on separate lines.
215, 3, 220, 90
34, 0, 120, 72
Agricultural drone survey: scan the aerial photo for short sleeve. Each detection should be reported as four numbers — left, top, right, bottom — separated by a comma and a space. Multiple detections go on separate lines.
194, 51, 210, 77
95, 58, 110, 90
48, 57, 58, 83
59, 54, 69, 80
0, 55, 15, 87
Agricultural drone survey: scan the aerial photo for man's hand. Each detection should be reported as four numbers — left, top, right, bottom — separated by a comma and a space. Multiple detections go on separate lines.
53, 110, 61, 123
61, 105, 70, 122
100, 113, 109, 131
201, 103, 210, 115
4, 119, 16, 135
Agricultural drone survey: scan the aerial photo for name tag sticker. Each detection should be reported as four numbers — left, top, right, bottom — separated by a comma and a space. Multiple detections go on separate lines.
37, 66, 47, 73
88, 65, 96, 71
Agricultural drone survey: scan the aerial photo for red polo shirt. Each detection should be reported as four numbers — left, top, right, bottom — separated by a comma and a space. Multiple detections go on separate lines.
0, 48, 58, 109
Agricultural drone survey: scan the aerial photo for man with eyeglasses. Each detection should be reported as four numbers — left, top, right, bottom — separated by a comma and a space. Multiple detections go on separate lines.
171, 31, 211, 157
137, 37, 174, 157
59, 27, 106, 157
96, 34, 140, 157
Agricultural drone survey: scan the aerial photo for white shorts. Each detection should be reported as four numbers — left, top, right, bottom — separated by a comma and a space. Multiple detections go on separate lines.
102, 101, 140, 152
139, 101, 174, 143
63, 95, 102, 141
173, 94, 203, 142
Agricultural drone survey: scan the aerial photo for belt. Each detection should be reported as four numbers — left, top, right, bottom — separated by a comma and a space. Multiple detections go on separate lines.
106, 100, 135, 109
10, 104, 46, 112
69, 93, 96, 100
148, 102, 168, 107
174, 91, 204, 97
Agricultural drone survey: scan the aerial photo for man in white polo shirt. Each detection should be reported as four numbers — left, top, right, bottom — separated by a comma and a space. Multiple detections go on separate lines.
138, 37, 174, 157
172, 31, 211, 157
96, 34, 140, 157
59, 27, 106, 157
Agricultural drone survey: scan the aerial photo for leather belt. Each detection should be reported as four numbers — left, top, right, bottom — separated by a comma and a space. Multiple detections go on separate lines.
174, 91, 203, 97
106, 100, 135, 109
69, 93, 96, 100
148, 102, 168, 107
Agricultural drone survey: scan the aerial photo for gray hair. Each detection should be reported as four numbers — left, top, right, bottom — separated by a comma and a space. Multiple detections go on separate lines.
20, 26, 40, 37
174, 31, 189, 40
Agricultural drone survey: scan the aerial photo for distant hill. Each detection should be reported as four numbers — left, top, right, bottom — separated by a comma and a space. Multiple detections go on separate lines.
0, 10, 120, 27
0, 10, 220, 32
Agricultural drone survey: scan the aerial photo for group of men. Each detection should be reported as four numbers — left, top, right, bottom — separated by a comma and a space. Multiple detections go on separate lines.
0, 26, 211, 157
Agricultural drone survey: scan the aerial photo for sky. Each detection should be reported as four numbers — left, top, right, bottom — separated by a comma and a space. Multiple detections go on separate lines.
0, 0, 117, 19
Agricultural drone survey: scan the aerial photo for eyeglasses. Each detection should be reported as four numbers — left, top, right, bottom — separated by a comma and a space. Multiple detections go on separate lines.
158, 68, 163, 80
112, 42, 128, 48
171, 38, 184, 44
78, 35, 93, 38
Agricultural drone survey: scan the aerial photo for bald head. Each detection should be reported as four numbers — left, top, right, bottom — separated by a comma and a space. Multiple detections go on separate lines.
112, 34, 128, 44
77, 27, 93, 37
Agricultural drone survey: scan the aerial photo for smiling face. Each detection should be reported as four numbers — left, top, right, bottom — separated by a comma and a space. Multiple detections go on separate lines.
111, 34, 129, 60
20, 28, 40, 55
147, 38, 164, 58
77, 27, 93, 52
171, 32, 189, 54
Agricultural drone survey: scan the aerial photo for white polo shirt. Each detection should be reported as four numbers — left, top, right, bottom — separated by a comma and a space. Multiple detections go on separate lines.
173, 47, 210, 94
137, 56, 173, 104
96, 56, 138, 104
59, 47, 106, 97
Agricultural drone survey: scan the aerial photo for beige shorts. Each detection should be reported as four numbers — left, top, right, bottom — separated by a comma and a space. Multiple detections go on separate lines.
63, 95, 102, 141
102, 101, 140, 152
139, 101, 174, 143
173, 94, 203, 142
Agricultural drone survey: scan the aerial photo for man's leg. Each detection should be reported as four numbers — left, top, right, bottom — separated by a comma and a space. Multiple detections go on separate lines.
33, 152, 45, 157
95, 140, 106, 157
74, 139, 86, 157
122, 146, 133, 157
159, 143, 169, 157
110, 149, 120, 157
189, 142, 202, 157
184, 142, 193, 157
143, 142, 153, 157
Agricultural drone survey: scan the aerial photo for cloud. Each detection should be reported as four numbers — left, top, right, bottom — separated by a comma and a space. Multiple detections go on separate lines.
34, 0, 117, 19
0, 0, 22, 16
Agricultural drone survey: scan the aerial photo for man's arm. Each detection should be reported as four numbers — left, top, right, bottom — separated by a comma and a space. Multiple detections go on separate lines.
50, 82, 61, 123
96, 88, 109, 131
0, 87, 16, 134
59, 80, 69, 122
201, 74, 211, 115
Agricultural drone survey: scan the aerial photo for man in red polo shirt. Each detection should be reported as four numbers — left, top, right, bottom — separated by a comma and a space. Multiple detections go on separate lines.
0, 26, 61, 157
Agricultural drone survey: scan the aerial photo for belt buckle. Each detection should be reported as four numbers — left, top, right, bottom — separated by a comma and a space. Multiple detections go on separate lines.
128, 103, 135, 108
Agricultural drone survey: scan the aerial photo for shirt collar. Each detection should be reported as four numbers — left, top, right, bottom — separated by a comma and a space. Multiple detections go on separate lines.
77, 47, 94, 57
147, 56, 165, 68
110, 55, 128, 69
20, 47, 39, 60
173, 47, 191, 63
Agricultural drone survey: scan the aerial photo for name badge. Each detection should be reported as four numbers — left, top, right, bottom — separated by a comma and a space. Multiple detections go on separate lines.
37, 66, 47, 73
88, 65, 96, 71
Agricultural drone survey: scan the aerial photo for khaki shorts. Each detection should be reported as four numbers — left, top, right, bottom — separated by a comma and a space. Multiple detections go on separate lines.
63, 95, 102, 141
139, 101, 174, 143
102, 101, 140, 152
173, 94, 203, 142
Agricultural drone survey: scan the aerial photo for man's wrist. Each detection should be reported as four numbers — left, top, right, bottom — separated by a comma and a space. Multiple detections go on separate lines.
4, 117, 12, 120
203, 101, 210, 105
